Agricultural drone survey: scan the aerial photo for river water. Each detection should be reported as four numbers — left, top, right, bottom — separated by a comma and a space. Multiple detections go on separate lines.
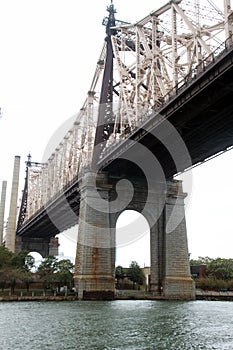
0, 300, 233, 350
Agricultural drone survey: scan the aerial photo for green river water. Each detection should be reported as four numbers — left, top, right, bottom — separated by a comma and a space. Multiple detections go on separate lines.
0, 300, 233, 349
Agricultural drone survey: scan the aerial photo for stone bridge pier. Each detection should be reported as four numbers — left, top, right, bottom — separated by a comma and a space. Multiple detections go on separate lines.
15, 236, 59, 258
74, 171, 195, 300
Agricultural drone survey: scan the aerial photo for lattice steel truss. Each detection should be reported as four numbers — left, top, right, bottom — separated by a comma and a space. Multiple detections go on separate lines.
18, 0, 233, 226
109, 0, 229, 137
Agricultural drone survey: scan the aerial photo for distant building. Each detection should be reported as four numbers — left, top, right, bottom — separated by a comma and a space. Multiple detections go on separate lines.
190, 265, 207, 278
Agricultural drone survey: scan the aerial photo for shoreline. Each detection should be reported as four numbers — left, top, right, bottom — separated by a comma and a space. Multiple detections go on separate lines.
1, 290, 233, 302
195, 290, 233, 301
0, 295, 79, 302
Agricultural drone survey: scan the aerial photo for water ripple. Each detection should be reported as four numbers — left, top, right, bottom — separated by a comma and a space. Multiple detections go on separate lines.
0, 300, 233, 349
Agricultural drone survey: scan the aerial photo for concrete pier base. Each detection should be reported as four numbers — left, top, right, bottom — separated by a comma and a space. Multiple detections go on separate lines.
77, 275, 115, 300
74, 171, 194, 301
161, 181, 195, 300
163, 277, 195, 300
74, 172, 115, 300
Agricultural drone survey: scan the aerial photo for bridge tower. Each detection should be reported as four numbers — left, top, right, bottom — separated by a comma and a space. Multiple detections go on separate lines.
73, 1, 195, 300
74, 1, 117, 300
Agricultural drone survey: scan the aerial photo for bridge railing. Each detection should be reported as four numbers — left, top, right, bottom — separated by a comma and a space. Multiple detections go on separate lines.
163, 36, 233, 104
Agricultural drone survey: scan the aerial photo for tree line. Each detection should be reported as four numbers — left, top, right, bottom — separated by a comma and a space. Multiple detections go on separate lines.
0, 247, 146, 294
190, 256, 233, 291
0, 246, 74, 294
2, 245, 232, 294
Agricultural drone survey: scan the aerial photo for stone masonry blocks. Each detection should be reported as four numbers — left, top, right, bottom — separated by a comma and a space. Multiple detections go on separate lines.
74, 172, 195, 300
74, 172, 115, 299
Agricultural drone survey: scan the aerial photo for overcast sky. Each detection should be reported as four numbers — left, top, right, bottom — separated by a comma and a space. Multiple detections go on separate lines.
0, 0, 232, 266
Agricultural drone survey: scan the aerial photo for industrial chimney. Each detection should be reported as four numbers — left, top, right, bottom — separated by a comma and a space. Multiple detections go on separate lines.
5, 156, 20, 252
0, 180, 7, 244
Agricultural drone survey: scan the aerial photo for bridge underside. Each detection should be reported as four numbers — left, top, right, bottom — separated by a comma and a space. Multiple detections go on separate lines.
15, 236, 59, 258
16, 180, 80, 245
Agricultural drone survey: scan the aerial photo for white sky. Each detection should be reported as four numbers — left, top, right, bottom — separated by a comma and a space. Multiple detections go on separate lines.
0, 0, 232, 267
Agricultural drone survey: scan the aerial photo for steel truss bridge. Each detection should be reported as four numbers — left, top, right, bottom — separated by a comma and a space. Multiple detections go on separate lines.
16, 0, 233, 243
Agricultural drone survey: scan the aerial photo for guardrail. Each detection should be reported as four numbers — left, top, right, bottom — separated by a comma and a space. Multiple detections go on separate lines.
163, 36, 233, 104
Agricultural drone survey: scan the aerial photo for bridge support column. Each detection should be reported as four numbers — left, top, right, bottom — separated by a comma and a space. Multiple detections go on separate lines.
156, 180, 195, 300
15, 236, 59, 258
48, 237, 59, 256
74, 172, 115, 300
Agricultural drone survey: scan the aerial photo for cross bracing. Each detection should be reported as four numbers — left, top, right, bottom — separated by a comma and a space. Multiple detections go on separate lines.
17, 0, 233, 229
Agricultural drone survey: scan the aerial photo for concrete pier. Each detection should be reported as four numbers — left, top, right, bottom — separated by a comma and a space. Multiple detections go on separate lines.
15, 236, 59, 257
160, 181, 195, 299
74, 172, 115, 300
74, 171, 195, 300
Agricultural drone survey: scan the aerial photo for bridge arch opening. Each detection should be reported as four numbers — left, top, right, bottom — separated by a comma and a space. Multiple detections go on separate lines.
29, 252, 43, 270
115, 210, 150, 268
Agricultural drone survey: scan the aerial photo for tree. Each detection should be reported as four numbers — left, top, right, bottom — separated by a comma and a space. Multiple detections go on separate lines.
37, 257, 74, 292
207, 258, 233, 280
37, 256, 58, 290
54, 259, 74, 292
10, 251, 35, 291
0, 247, 12, 292
0, 248, 35, 293
21, 270, 34, 292
11, 251, 35, 271
24, 254, 35, 272
0, 269, 8, 292
55, 259, 74, 274
0, 246, 13, 269
128, 261, 145, 289
190, 256, 213, 266
37, 256, 58, 275
1, 268, 23, 294
115, 265, 125, 288
190, 256, 233, 281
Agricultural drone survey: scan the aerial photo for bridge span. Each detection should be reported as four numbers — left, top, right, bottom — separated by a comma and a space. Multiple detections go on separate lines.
16, 37, 233, 242
3, 0, 233, 300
